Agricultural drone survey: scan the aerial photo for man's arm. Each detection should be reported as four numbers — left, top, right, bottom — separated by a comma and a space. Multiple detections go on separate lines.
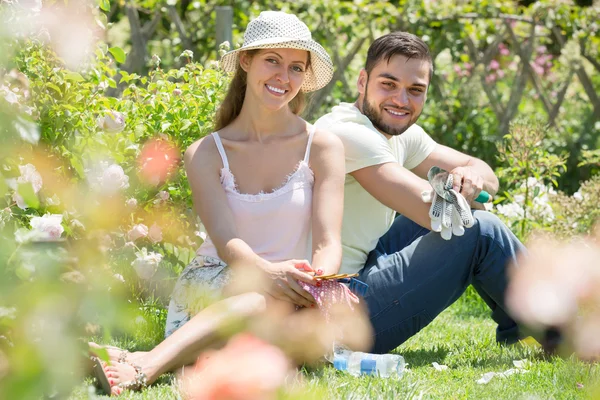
351, 163, 433, 229
411, 144, 499, 205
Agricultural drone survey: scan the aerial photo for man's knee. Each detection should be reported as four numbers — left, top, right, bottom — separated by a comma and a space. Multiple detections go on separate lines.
472, 210, 507, 235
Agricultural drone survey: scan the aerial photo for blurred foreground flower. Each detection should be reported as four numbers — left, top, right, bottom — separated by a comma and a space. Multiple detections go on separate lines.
30, 213, 64, 240
131, 248, 162, 280
1, 1, 102, 70
507, 231, 600, 359
181, 333, 291, 400
137, 139, 180, 186
127, 223, 148, 241
8, 163, 43, 209
87, 161, 130, 195
96, 111, 126, 133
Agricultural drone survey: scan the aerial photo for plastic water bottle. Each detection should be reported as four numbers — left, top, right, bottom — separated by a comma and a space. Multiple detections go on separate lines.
332, 347, 405, 378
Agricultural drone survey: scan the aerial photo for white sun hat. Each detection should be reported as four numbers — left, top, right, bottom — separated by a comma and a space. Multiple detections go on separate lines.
219, 11, 334, 93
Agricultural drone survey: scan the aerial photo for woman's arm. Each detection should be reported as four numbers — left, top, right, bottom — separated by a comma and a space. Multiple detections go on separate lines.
185, 136, 316, 307
309, 129, 345, 275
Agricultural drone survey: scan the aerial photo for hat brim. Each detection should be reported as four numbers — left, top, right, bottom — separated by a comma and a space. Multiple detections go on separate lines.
219, 38, 333, 93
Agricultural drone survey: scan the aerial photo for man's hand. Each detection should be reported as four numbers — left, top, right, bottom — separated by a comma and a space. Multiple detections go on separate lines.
263, 260, 316, 308
449, 166, 484, 206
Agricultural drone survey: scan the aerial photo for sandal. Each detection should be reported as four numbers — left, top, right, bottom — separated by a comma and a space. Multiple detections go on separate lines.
91, 356, 112, 395
116, 361, 148, 392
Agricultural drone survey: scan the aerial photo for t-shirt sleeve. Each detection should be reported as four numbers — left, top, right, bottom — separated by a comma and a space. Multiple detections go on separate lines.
402, 124, 437, 170
325, 121, 396, 174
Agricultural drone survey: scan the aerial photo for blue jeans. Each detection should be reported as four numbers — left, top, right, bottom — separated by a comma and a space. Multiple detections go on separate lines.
358, 210, 525, 354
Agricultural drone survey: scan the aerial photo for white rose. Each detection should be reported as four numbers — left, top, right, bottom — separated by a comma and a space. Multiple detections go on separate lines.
96, 111, 125, 133
100, 164, 130, 194
158, 191, 170, 201
131, 248, 162, 280
1, 86, 18, 105
126, 198, 138, 208
30, 214, 64, 241
127, 224, 148, 241
148, 223, 163, 243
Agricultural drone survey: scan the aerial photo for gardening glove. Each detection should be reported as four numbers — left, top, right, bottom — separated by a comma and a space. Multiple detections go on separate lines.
422, 175, 475, 240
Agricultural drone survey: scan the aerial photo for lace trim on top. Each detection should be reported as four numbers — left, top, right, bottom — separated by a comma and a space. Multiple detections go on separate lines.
219, 160, 314, 202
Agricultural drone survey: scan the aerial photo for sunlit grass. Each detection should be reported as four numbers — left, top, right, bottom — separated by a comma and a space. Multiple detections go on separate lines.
70, 291, 600, 399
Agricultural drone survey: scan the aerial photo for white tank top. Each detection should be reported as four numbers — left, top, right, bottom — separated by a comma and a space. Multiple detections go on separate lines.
197, 125, 316, 263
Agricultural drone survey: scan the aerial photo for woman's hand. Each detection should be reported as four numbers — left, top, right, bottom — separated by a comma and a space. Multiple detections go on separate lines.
263, 260, 316, 307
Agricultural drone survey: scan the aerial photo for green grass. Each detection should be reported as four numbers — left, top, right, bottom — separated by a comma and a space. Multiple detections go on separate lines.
70, 291, 600, 399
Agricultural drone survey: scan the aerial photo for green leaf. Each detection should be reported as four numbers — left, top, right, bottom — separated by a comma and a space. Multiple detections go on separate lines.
99, 0, 110, 12
108, 47, 126, 64
17, 183, 40, 209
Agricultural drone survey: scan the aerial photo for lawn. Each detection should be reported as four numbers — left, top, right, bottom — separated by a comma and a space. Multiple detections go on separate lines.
70, 290, 600, 399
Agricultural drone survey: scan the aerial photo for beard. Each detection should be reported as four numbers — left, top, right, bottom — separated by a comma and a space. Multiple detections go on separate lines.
361, 84, 420, 137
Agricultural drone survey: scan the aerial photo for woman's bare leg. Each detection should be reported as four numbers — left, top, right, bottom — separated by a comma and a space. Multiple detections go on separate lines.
105, 291, 267, 388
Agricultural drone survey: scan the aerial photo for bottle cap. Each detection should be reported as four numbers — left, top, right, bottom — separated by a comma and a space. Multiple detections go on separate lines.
333, 357, 347, 371
360, 359, 376, 375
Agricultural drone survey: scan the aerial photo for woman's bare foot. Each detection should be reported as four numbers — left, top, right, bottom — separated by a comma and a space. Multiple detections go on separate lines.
88, 342, 147, 365
103, 357, 156, 395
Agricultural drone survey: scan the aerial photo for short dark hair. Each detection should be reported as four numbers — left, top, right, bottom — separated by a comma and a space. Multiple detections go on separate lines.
365, 32, 433, 83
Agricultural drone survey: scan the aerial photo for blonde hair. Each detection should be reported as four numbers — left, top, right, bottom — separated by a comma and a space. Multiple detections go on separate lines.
214, 50, 309, 131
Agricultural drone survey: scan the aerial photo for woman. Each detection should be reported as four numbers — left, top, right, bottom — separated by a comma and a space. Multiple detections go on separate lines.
91, 11, 350, 396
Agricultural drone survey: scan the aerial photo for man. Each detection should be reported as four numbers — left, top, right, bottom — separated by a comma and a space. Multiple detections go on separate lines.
314, 32, 526, 353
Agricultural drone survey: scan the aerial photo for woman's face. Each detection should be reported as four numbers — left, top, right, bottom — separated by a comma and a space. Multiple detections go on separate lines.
240, 48, 309, 111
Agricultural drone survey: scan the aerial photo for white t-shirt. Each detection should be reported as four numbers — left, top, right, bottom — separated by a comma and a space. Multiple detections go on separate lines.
314, 102, 437, 274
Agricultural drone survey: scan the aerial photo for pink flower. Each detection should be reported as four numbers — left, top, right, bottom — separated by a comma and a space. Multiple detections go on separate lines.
489, 60, 500, 70
498, 43, 510, 56
485, 73, 497, 83
137, 139, 180, 186
30, 214, 64, 241
464, 62, 473, 70
158, 191, 170, 201
148, 223, 163, 243
96, 110, 125, 133
453, 65, 462, 74
497, 70, 505, 78
127, 224, 148, 241
182, 333, 291, 400
531, 62, 544, 75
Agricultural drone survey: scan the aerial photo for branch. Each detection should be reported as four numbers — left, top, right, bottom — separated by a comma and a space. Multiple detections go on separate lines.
430, 13, 537, 25
553, 27, 600, 120
166, 5, 193, 51
580, 39, 600, 74
498, 21, 536, 135
464, 36, 505, 120
506, 22, 553, 117
305, 36, 367, 120
548, 70, 574, 126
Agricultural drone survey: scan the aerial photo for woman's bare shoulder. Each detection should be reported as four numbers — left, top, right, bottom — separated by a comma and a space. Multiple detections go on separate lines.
184, 134, 221, 169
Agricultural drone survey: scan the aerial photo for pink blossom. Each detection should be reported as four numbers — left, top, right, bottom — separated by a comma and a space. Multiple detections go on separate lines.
464, 62, 473, 70
182, 333, 291, 400
498, 43, 510, 56
453, 65, 462, 74
489, 60, 500, 70
485, 73, 497, 84
158, 191, 170, 201
531, 62, 544, 75
30, 214, 64, 241
127, 224, 148, 241
126, 198, 138, 208
148, 223, 163, 243
497, 70, 505, 78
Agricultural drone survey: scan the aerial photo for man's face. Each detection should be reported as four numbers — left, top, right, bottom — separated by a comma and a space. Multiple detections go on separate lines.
357, 54, 430, 137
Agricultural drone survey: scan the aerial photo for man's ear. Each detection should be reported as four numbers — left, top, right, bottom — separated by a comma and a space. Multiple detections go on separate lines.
357, 69, 368, 95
